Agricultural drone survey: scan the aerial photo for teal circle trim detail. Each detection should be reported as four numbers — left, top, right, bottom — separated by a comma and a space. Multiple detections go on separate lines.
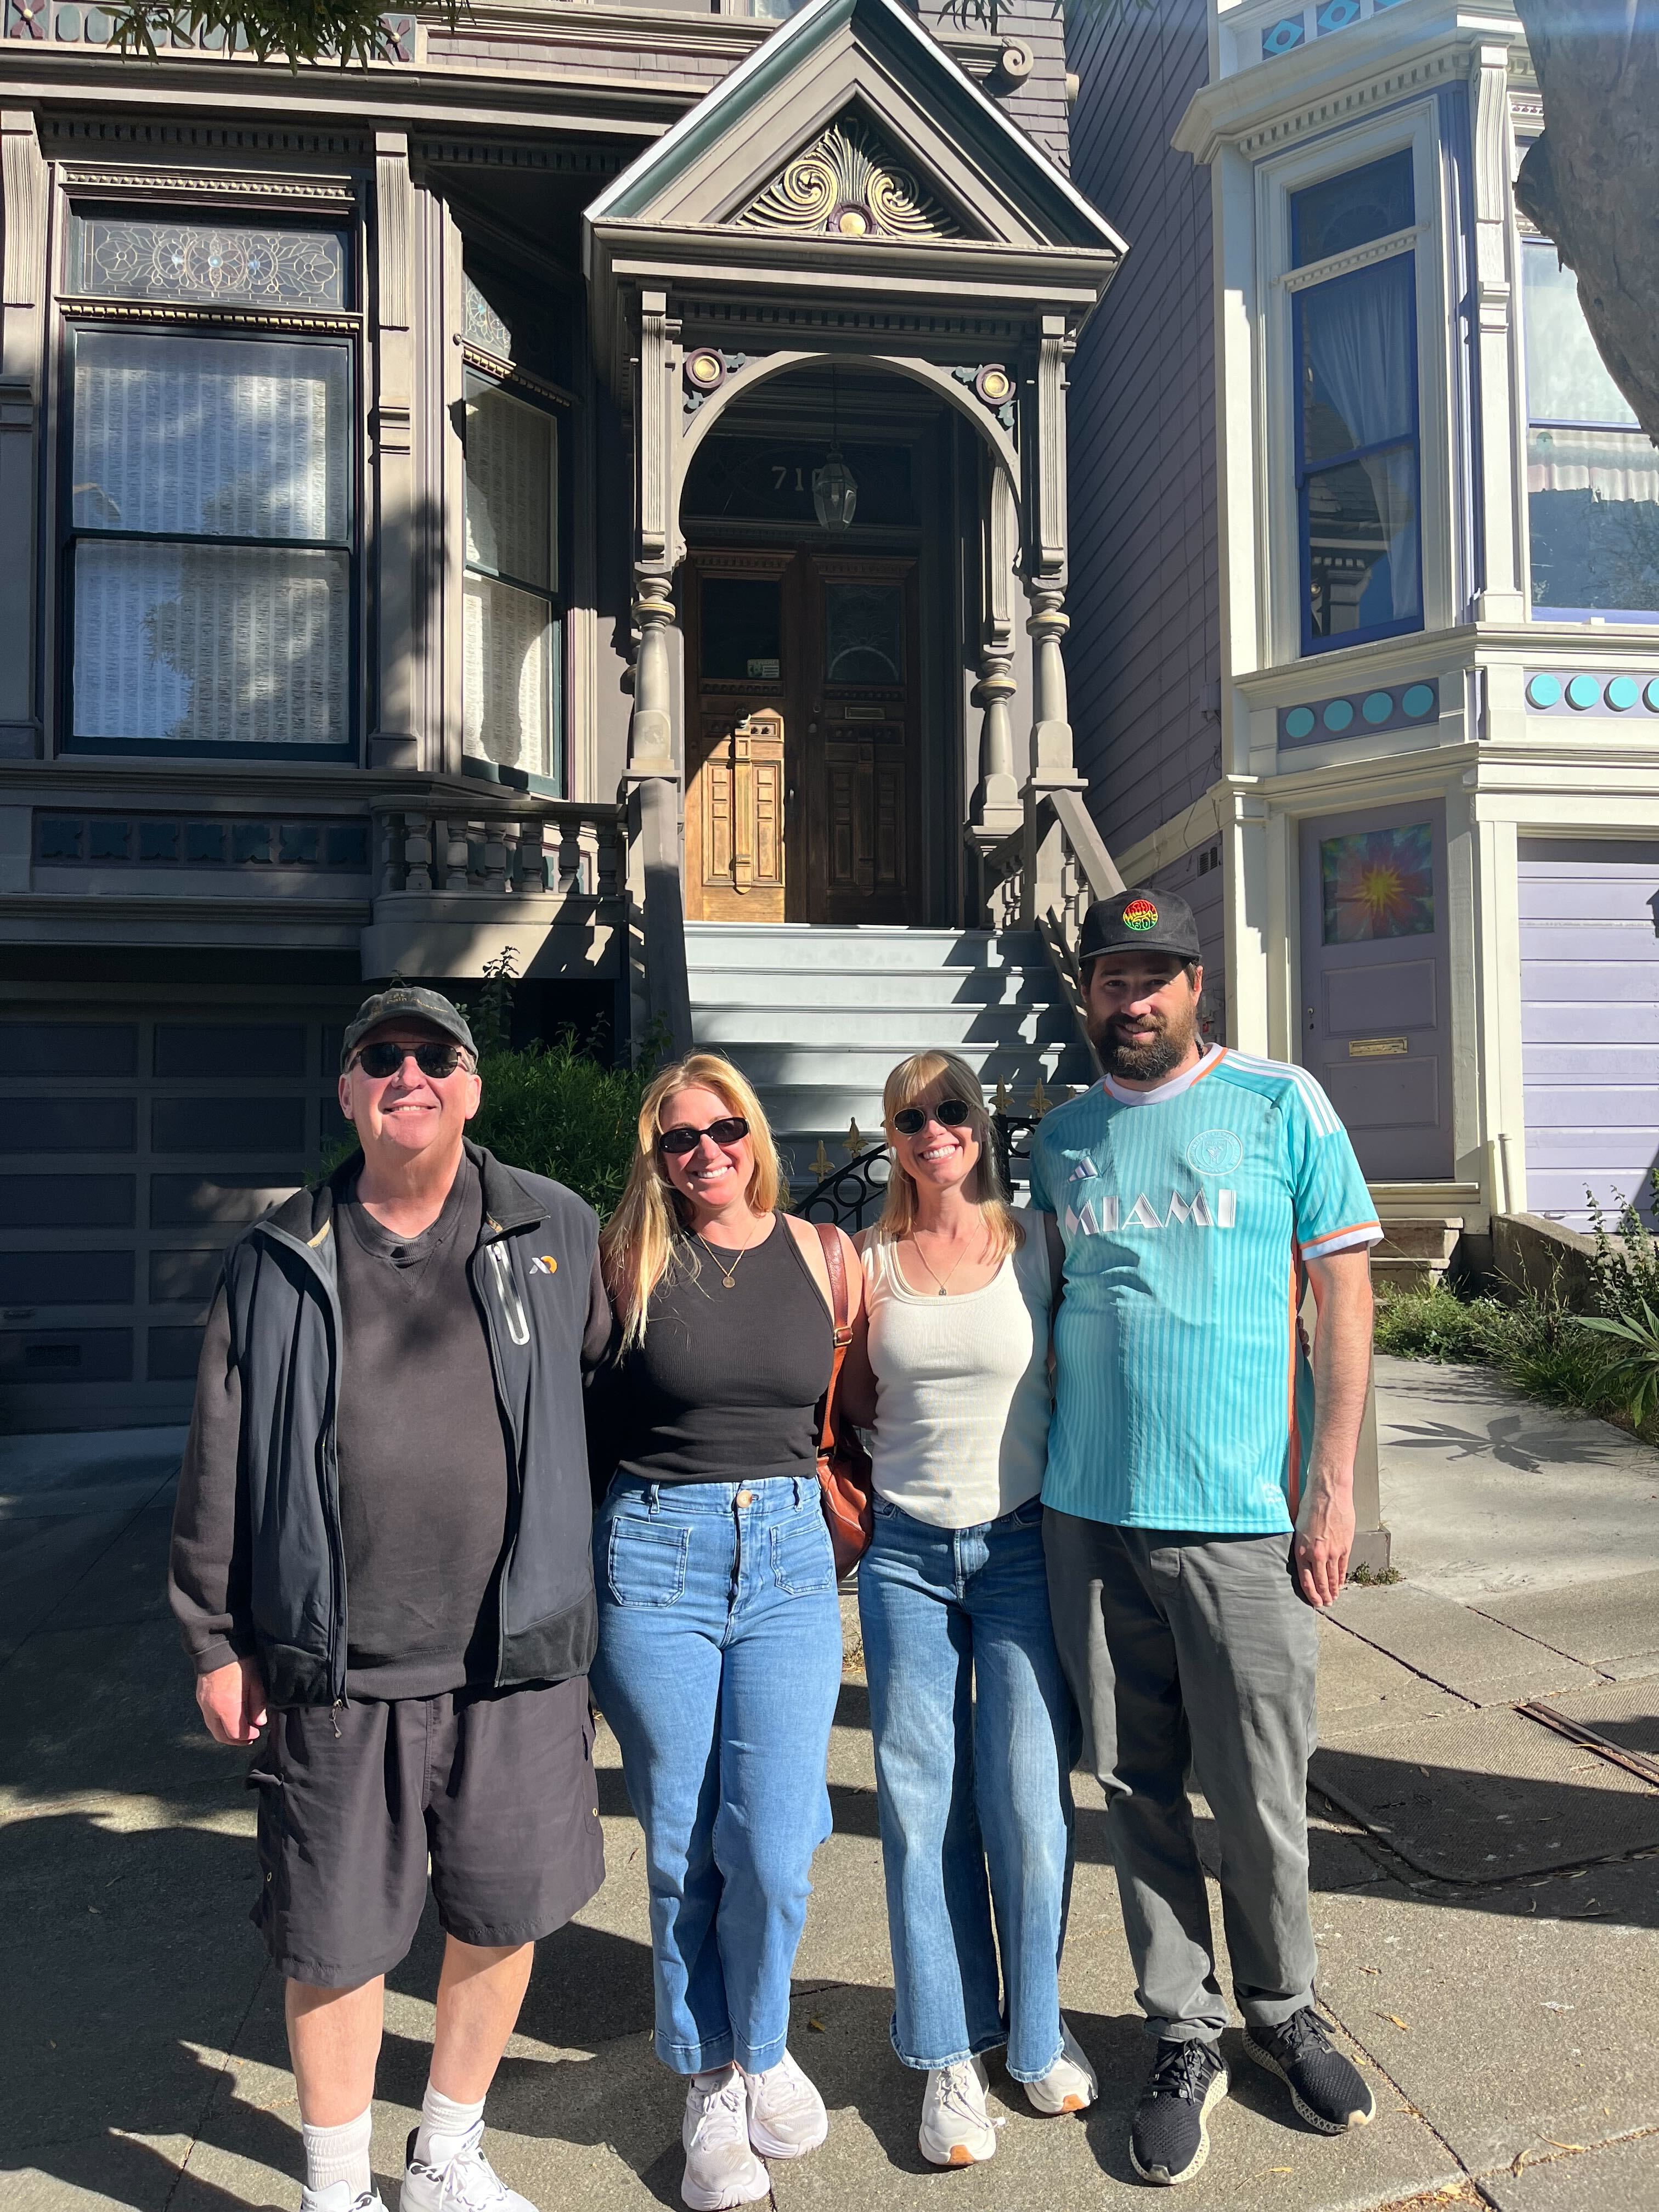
1526, 673, 1561, 709
1362, 690, 1394, 724
1646, 679, 1659, 713
1606, 676, 1640, 712
1566, 674, 1601, 710
1284, 706, 1316, 741
1322, 698, 1355, 732
1401, 683, 1436, 718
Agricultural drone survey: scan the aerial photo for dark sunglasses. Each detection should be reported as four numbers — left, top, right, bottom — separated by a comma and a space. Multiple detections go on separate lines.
892, 1098, 974, 1137
658, 1114, 750, 1157
350, 1041, 470, 1080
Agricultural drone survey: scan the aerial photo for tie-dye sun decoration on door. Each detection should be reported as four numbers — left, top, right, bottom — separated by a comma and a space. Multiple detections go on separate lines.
1320, 822, 1434, 944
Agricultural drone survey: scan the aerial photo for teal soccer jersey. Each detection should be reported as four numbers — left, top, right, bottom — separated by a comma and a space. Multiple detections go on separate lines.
1029, 1047, 1381, 1534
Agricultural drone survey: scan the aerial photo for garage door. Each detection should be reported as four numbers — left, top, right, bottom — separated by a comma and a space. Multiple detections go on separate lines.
0, 1006, 358, 1431
1519, 839, 1659, 1226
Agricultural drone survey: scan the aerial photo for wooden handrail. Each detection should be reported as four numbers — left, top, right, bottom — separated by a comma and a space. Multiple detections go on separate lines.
1049, 786, 1124, 900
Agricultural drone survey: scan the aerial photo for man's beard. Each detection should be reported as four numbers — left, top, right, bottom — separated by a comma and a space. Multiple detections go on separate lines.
1088, 1005, 1198, 1082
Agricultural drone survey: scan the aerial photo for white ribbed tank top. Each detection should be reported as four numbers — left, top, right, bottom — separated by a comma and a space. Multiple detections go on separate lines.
860, 1229, 1053, 1530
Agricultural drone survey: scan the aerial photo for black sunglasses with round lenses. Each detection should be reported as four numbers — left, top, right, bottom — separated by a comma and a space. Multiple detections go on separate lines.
891, 1097, 974, 1137
351, 1041, 470, 1080
658, 1114, 751, 1157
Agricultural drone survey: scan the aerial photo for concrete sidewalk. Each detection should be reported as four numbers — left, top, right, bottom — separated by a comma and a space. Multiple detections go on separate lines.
6, 1364, 1659, 2212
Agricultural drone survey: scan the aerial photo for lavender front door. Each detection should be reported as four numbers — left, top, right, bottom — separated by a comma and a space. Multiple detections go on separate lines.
1299, 800, 1454, 1181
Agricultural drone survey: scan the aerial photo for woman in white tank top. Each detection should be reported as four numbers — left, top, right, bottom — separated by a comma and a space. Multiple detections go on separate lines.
840, 1050, 1092, 2169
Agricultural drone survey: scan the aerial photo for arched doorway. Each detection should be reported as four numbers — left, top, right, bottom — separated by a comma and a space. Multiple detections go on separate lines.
678, 362, 950, 926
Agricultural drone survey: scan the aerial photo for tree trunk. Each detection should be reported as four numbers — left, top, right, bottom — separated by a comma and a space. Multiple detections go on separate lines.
1512, 0, 1659, 448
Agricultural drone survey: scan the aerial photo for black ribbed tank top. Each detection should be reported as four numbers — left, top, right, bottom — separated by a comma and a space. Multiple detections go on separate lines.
609, 1215, 834, 1483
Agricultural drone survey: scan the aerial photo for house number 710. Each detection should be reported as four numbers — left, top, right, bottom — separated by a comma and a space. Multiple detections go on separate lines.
771, 465, 806, 490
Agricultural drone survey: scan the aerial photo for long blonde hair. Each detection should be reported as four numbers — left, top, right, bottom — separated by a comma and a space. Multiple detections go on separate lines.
600, 1052, 783, 1348
872, 1050, 1022, 1261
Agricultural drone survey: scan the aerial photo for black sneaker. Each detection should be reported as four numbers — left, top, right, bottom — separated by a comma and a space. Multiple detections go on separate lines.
1128, 2038, 1229, 2186
1243, 2006, 1376, 2133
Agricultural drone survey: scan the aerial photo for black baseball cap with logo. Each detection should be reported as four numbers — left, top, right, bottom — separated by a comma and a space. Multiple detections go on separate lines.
341, 986, 476, 1069
1077, 888, 1203, 969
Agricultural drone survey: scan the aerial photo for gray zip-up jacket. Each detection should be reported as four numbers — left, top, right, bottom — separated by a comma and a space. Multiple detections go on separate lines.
168, 1142, 609, 1708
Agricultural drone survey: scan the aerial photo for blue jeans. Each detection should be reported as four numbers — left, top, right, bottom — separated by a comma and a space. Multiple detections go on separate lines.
590, 1475, 844, 2075
857, 1496, 1080, 2080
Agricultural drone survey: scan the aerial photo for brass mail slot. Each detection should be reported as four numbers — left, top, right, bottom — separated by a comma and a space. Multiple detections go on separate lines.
1350, 1036, 1408, 1058
841, 703, 888, 721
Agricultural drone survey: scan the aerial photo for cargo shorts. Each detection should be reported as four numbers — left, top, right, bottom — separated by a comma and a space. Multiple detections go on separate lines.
247, 1674, 605, 1988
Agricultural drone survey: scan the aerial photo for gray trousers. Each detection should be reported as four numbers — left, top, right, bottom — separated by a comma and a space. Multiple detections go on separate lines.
1043, 1512, 1319, 2045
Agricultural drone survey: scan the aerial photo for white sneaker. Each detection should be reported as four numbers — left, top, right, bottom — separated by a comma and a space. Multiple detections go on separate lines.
1024, 2021, 1099, 2116
680, 2068, 771, 2211
740, 2049, 828, 2159
302, 2191, 387, 2212
918, 2057, 998, 2167
401, 2120, 537, 2212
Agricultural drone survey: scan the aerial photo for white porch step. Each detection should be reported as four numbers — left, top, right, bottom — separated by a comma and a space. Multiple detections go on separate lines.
682, 921, 1093, 1190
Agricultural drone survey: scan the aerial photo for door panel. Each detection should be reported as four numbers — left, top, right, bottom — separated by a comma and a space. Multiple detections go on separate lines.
684, 557, 790, 924
684, 548, 923, 926
1299, 802, 1454, 1180
802, 556, 921, 926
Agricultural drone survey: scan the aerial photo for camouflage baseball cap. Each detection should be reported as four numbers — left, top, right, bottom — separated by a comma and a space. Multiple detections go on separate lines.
340, 985, 476, 1069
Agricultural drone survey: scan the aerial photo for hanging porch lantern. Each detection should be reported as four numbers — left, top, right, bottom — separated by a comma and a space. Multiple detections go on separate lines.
813, 363, 858, 529
812, 444, 858, 529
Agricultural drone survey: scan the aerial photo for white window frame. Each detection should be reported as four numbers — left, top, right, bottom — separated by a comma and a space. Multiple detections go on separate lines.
1255, 100, 1454, 667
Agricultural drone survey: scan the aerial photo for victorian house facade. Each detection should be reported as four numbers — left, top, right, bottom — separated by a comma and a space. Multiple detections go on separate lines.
1066, 0, 1659, 1274
0, 0, 1125, 1425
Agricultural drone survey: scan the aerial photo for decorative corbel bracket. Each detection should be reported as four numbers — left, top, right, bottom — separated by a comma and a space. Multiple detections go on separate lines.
951, 361, 1017, 433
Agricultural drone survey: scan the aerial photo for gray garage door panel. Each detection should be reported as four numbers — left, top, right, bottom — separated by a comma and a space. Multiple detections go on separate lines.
1520, 843, 1659, 1226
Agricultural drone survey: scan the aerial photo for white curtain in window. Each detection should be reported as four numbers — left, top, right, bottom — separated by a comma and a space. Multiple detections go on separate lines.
464, 575, 552, 776
1303, 259, 1421, 622
74, 331, 348, 541
73, 542, 348, 745
464, 383, 555, 591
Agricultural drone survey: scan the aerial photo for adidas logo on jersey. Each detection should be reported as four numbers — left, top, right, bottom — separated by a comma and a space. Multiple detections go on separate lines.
1063, 1188, 1237, 1235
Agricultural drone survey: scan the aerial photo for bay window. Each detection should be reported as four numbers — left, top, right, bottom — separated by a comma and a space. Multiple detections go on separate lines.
1523, 242, 1659, 619
63, 215, 356, 755
1289, 152, 1424, 654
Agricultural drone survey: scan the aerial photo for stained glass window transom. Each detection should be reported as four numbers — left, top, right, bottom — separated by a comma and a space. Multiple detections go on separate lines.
73, 217, 347, 307
1320, 823, 1434, 944
464, 276, 515, 362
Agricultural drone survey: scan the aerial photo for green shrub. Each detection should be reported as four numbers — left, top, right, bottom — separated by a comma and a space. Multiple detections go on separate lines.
1486, 1289, 1623, 1417
465, 1037, 646, 1217
1373, 1282, 1494, 1363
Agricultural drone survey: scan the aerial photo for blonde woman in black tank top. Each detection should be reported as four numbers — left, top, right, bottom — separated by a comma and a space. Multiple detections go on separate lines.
590, 1054, 862, 2212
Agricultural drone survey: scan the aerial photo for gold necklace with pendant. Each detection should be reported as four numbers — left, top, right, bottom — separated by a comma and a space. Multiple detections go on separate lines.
696, 1231, 751, 1290
910, 1233, 970, 1297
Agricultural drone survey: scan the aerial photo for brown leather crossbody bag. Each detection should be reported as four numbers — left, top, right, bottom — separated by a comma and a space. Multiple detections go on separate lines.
812, 1220, 873, 1576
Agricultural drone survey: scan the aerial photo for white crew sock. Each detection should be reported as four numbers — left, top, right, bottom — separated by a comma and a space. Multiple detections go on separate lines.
301, 2108, 373, 2200
413, 2083, 487, 2168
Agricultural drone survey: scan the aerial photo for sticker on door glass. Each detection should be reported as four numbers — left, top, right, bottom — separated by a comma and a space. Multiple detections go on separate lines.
1319, 823, 1434, 944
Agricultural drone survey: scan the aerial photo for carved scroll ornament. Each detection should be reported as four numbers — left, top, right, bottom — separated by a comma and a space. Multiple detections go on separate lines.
737, 115, 962, 242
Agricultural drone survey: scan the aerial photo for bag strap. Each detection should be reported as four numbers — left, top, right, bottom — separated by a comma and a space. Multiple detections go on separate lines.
813, 1221, 852, 1459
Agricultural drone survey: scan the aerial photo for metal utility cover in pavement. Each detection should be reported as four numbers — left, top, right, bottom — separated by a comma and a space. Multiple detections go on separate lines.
1311, 1692, 1659, 1882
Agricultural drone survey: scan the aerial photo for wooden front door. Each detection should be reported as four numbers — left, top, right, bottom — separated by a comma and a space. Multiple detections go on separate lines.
1299, 799, 1455, 1180
683, 548, 922, 926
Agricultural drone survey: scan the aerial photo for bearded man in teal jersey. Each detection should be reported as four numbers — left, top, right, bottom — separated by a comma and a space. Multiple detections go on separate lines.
1033, 889, 1381, 2190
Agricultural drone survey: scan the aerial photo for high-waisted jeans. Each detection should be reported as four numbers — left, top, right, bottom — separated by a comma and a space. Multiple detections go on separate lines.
590, 1474, 844, 2075
857, 1494, 1080, 2080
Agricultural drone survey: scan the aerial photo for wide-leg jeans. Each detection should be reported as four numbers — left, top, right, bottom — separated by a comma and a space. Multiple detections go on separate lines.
590, 1474, 844, 2076
857, 1495, 1080, 2081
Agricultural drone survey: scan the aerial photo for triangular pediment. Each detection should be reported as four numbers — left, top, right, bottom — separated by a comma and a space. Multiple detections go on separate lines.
586, 0, 1125, 261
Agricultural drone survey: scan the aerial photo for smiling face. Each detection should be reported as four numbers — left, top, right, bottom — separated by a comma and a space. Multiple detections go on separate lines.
657, 1083, 757, 1227
337, 1023, 482, 1176
888, 1081, 983, 1204
1083, 953, 1204, 1084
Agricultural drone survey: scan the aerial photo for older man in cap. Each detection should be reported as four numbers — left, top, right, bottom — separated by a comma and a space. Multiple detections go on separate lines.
170, 986, 612, 2212
1031, 892, 1381, 2188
